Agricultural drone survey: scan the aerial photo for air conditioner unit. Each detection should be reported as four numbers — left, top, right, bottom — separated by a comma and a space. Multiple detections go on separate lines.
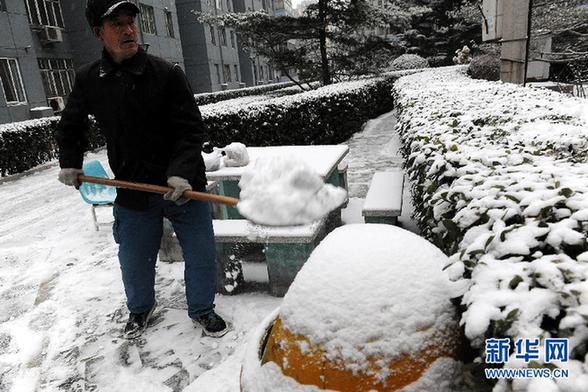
48, 96, 65, 112
39, 26, 63, 43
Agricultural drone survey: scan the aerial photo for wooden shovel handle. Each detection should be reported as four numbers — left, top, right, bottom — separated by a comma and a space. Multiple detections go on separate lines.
78, 175, 239, 207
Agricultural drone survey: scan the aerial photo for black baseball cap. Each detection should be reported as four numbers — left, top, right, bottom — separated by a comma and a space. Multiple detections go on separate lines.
86, 0, 140, 27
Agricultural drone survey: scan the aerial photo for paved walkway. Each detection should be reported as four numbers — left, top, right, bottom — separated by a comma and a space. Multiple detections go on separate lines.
345, 110, 404, 198
342, 110, 418, 233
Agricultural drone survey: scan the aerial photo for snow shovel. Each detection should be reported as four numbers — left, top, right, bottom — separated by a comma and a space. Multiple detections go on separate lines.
78, 175, 239, 206
78, 159, 347, 226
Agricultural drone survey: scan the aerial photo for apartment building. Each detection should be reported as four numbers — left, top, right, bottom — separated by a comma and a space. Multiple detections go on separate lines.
176, 0, 243, 92
0, 0, 184, 124
274, 0, 293, 16
178, 0, 280, 92
232, 0, 280, 87
0, 0, 283, 124
0, 0, 55, 123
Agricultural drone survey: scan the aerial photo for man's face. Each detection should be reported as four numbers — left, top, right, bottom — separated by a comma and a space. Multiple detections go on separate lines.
94, 8, 139, 63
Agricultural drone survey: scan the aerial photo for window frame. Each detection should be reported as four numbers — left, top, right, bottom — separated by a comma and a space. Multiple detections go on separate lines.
214, 64, 221, 84
37, 58, 75, 99
0, 57, 27, 105
139, 3, 157, 35
223, 64, 231, 83
164, 10, 175, 38
220, 27, 227, 46
230, 30, 235, 48
210, 25, 216, 45
25, 0, 65, 28
234, 64, 239, 82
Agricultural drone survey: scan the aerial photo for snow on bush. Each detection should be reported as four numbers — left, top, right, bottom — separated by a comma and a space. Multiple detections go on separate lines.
0, 73, 406, 177
468, 54, 501, 81
390, 54, 429, 71
394, 66, 588, 391
200, 74, 403, 147
193, 81, 295, 105
0, 117, 104, 177
453, 46, 472, 65
198, 84, 312, 114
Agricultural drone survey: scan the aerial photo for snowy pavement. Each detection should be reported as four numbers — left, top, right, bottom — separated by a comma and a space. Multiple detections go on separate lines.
344, 110, 417, 233
0, 109, 413, 391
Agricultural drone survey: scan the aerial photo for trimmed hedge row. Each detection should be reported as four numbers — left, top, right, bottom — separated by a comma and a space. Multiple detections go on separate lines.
193, 81, 295, 106
394, 66, 588, 391
200, 75, 398, 147
0, 117, 104, 177
0, 74, 403, 177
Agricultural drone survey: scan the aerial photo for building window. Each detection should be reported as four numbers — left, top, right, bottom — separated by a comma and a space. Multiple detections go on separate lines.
25, 0, 65, 27
210, 25, 216, 45
226, 0, 232, 11
164, 10, 175, 38
223, 64, 231, 82
262, 0, 266, 10
139, 3, 157, 35
0, 58, 27, 104
38, 58, 75, 98
0, 0, 7, 12
230, 30, 235, 48
214, 64, 221, 84
220, 27, 227, 46
234, 64, 239, 82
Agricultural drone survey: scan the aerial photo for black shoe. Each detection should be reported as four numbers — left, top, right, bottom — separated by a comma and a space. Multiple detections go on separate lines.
192, 311, 231, 338
123, 303, 156, 339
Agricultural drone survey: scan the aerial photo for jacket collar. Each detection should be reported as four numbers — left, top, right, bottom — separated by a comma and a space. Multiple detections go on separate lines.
99, 46, 147, 78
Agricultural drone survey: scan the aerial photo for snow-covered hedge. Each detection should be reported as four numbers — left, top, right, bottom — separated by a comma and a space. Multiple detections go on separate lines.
394, 66, 588, 391
391, 54, 429, 71
200, 74, 398, 147
468, 54, 500, 81
0, 75, 400, 177
193, 81, 295, 105
0, 117, 104, 177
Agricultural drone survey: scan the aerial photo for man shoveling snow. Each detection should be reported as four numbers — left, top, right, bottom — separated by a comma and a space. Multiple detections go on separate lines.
55, 0, 347, 340
56, 0, 229, 339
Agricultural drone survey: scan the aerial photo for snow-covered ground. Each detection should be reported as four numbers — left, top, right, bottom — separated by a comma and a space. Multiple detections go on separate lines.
0, 110, 409, 391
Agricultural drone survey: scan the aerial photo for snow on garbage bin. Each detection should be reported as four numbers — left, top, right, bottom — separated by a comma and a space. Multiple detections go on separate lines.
241, 224, 464, 392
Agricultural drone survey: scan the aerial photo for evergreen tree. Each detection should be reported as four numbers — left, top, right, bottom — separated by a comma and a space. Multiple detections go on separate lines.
398, 0, 481, 65
196, 0, 410, 87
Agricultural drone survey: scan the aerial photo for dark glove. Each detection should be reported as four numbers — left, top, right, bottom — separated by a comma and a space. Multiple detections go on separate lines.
164, 176, 192, 206
58, 168, 84, 189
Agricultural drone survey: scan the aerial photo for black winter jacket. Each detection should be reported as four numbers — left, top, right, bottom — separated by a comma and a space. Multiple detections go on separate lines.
56, 47, 207, 210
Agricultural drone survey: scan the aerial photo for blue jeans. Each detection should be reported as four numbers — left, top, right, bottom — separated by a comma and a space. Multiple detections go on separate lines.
113, 195, 216, 318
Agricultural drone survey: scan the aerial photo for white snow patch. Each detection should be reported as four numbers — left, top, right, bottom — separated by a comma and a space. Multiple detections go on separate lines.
237, 155, 347, 226
280, 224, 458, 379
